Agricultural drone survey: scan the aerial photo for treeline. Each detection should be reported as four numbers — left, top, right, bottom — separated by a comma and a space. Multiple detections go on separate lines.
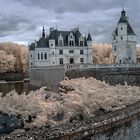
0, 42, 28, 73
0, 42, 140, 73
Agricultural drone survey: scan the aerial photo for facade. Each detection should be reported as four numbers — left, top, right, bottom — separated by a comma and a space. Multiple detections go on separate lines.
112, 9, 137, 64
29, 27, 93, 67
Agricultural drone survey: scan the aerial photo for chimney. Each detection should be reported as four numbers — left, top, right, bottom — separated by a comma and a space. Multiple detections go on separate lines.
50, 27, 54, 33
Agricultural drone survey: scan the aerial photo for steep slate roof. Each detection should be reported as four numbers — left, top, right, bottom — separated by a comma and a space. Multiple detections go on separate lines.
87, 33, 92, 41
30, 28, 91, 49
49, 29, 87, 46
116, 10, 136, 36
29, 43, 35, 50
37, 37, 49, 48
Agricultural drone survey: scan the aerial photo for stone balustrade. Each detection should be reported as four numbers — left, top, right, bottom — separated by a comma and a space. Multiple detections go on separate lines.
65, 63, 140, 70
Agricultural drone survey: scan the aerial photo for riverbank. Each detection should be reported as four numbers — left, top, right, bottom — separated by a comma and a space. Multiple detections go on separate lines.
1, 100, 140, 140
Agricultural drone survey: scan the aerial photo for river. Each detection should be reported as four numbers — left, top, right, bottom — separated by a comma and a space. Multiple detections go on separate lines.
0, 82, 37, 96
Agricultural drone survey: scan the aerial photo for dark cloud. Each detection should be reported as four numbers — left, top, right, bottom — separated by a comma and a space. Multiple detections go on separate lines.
0, 0, 140, 44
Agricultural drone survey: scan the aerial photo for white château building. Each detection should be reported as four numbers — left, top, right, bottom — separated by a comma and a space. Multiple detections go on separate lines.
29, 27, 93, 67
112, 9, 137, 64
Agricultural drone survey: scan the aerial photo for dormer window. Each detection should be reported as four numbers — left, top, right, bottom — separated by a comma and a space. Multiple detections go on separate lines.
80, 41, 84, 46
58, 33, 64, 46
79, 35, 84, 46
69, 41, 74, 46
68, 33, 75, 46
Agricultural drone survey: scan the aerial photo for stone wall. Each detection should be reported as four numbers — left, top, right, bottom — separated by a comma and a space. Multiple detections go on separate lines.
29, 66, 65, 90
65, 67, 140, 86
29, 65, 140, 88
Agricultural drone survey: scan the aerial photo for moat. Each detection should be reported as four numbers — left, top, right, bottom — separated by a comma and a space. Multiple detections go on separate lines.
0, 82, 29, 95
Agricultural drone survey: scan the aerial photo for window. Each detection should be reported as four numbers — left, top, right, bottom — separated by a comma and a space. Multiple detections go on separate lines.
70, 58, 74, 64
80, 58, 84, 63
80, 50, 84, 54
51, 43, 53, 46
121, 37, 123, 40
52, 51, 54, 55
129, 57, 131, 60
31, 55, 32, 58
114, 46, 116, 51
38, 53, 40, 60
59, 40, 63, 46
121, 27, 123, 30
59, 50, 63, 55
41, 53, 43, 60
31, 63, 33, 65
44, 53, 47, 59
60, 58, 63, 65
80, 41, 84, 46
69, 50, 74, 54
69, 40, 74, 46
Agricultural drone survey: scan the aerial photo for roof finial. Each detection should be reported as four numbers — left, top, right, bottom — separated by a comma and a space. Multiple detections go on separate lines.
122, 0, 125, 10
56, 24, 57, 30
42, 26, 45, 38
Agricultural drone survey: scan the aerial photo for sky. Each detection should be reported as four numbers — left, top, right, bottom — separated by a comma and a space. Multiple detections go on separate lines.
0, 0, 140, 45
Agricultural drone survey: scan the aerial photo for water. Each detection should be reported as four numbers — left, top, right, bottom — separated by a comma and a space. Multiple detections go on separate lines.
0, 82, 29, 95
0, 114, 22, 134
0, 82, 38, 134
0, 82, 40, 96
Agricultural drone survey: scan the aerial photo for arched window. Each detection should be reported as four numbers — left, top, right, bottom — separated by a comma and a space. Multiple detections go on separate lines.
38, 53, 40, 60
70, 58, 74, 64
44, 53, 47, 60
41, 53, 43, 60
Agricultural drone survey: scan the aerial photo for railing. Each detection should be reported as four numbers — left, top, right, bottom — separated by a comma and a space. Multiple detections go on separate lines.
30, 63, 140, 70
64, 63, 140, 70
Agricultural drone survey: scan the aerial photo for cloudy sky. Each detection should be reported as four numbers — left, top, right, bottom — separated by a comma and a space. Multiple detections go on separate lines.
0, 0, 140, 45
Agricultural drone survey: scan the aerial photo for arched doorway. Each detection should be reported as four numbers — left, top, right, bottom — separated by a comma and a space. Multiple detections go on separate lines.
70, 58, 74, 64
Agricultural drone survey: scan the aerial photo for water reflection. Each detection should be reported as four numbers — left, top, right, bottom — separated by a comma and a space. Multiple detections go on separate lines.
0, 82, 37, 95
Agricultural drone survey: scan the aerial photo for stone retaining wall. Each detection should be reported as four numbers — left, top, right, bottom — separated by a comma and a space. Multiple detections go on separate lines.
66, 67, 140, 86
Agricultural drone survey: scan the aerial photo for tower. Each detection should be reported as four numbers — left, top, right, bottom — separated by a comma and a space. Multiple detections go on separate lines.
112, 9, 137, 64
87, 33, 93, 64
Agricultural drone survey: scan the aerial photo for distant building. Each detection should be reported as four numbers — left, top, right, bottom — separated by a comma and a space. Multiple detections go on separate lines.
112, 9, 137, 64
29, 27, 93, 67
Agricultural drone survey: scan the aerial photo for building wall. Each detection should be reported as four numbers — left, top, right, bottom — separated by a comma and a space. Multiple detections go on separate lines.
112, 16, 137, 64
112, 26, 136, 64
29, 45, 93, 67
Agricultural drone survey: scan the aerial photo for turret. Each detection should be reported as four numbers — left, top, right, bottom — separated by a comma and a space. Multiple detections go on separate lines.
112, 9, 137, 64
87, 33, 92, 47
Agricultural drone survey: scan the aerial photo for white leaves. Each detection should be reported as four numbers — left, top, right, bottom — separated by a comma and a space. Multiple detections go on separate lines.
0, 42, 28, 73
